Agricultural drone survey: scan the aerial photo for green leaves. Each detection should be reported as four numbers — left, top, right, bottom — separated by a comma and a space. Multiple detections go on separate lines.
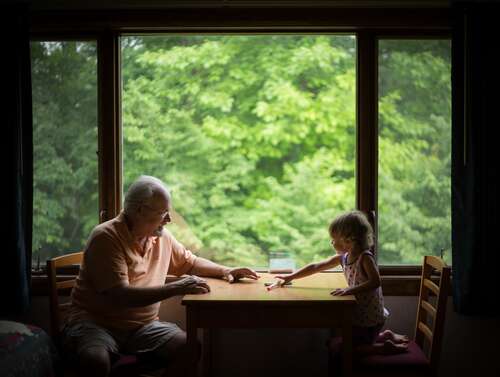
378, 40, 451, 264
121, 36, 357, 266
31, 41, 99, 260
32, 36, 451, 267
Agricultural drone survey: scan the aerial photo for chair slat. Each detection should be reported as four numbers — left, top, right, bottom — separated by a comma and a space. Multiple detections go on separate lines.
52, 251, 83, 267
421, 299, 436, 318
423, 278, 440, 295
47, 251, 83, 345
418, 321, 434, 342
56, 280, 76, 290
425, 255, 447, 272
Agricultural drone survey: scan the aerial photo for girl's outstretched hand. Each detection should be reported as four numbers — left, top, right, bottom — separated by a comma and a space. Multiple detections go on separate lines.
330, 288, 352, 296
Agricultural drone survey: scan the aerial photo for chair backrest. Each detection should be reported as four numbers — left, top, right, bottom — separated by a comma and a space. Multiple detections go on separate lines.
414, 255, 451, 374
46, 251, 83, 348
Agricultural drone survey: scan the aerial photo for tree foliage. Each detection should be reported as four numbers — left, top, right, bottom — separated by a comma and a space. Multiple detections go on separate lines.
31, 36, 451, 267
31, 41, 98, 263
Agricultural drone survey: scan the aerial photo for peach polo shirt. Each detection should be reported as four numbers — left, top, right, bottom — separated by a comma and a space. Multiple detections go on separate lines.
67, 212, 197, 330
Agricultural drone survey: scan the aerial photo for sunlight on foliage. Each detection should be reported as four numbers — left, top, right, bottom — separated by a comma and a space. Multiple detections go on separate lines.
31, 36, 451, 267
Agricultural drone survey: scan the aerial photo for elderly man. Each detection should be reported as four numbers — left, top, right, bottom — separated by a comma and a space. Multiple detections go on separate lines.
62, 175, 259, 377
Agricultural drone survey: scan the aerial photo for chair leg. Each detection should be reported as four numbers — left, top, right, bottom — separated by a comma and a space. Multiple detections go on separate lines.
328, 350, 333, 376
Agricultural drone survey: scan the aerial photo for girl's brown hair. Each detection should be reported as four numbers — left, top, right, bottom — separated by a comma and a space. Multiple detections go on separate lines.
328, 210, 374, 250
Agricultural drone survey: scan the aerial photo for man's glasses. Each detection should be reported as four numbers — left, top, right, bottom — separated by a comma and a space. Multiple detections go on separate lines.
142, 203, 170, 219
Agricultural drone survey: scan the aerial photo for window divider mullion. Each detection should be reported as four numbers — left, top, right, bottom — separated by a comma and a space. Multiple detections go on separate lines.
97, 31, 122, 222
356, 31, 379, 258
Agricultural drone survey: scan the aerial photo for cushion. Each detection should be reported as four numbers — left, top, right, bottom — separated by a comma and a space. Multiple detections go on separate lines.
110, 353, 166, 377
329, 337, 433, 376
111, 354, 139, 370
358, 340, 429, 368
0, 321, 60, 377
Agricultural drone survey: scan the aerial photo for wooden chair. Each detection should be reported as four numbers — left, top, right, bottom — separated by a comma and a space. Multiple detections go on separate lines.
329, 255, 451, 377
46, 252, 165, 377
46, 251, 83, 349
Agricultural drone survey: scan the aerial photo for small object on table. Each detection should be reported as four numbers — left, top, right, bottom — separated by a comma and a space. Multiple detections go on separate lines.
265, 279, 292, 291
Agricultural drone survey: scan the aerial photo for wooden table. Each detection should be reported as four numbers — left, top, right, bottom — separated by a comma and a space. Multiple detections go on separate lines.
182, 272, 356, 376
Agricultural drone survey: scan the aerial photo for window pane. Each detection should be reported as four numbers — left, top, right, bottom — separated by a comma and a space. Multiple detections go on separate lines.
31, 41, 98, 266
378, 40, 451, 265
122, 35, 356, 268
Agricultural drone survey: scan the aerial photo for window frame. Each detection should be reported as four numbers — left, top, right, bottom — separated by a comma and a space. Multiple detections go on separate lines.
29, 6, 452, 278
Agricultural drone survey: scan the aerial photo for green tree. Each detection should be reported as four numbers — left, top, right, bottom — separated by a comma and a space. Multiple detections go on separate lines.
31, 41, 98, 263
122, 36, 357, 266
31, 36, 451, 268
378, 40, 451, 264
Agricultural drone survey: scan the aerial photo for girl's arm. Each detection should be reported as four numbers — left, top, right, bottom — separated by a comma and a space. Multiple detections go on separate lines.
275, 254, 342, 283
334, 253, 381, 296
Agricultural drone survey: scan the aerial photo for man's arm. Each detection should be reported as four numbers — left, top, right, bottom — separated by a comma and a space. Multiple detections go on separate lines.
188, 257, 259, 283
188, 257, 230, 278
102, 276, 210, 307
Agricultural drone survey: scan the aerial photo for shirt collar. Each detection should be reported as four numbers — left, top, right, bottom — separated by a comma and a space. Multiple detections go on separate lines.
116, 211, 159, 247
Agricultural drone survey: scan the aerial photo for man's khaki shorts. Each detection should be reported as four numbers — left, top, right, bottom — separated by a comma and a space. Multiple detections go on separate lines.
61, 319, 184, 361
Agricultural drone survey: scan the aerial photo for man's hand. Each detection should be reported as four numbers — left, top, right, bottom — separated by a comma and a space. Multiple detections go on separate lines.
170, 275, 210, 295
223, 267, 260, 283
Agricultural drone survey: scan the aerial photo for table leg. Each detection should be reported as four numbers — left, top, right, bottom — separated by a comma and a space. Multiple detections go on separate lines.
202, 329, 212, 377
186, 308, 199, 377
342, 317, 353, 376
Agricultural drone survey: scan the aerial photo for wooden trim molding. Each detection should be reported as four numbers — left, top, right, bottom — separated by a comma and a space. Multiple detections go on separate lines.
356, 31, 378, 258
30, 8, 451, 33
98, 31, 122, 221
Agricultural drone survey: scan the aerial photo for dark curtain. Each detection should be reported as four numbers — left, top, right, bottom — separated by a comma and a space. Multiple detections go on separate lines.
1, 5, 33, 318
451, 2, 500, 316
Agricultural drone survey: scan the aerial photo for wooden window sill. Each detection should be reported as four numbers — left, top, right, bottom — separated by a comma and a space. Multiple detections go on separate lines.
31, 271, 441, 297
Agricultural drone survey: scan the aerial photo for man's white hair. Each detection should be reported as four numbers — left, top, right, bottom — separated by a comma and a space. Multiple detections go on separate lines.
123, 175, 171, 215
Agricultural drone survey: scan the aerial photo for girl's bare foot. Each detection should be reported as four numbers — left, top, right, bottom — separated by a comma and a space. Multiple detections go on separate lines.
378, 329, 409, 344
382, 339, 409, 355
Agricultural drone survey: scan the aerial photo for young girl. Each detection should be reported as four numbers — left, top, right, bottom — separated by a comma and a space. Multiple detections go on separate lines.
274, 210, 408, 355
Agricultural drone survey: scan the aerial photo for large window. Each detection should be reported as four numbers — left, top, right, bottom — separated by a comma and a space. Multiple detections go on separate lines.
378, 40, 451, 265
29, 29, 452, 268
121, 35, 357, 267
31, 41, 98, 265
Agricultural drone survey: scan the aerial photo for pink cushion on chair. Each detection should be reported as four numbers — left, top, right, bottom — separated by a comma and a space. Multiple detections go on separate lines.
329, 338, 432, 376
111, 354, 139, 369
110, 353, 166, 377
358, 340, 429, 368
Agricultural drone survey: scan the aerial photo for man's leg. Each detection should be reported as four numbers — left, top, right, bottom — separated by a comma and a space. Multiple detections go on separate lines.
125, 321, 200, 377
61, 321, 119, 377
78, 346, 111, 377
152, 331, 200, 377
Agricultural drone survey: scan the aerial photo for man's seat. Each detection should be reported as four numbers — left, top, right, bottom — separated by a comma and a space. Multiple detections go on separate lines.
46, 251, 165, 377
329, 255, 451, 377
